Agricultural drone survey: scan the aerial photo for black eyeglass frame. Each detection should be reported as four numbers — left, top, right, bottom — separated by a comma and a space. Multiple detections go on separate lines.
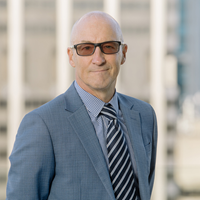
69, 41, 124, 56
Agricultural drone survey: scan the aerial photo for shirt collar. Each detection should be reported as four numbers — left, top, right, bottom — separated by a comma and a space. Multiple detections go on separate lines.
74, 81, 119, 117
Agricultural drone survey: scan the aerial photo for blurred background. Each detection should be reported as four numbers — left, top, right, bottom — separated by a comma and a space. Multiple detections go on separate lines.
0, 0, 200, 199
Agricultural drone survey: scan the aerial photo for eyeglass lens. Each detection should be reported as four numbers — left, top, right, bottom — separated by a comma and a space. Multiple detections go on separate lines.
76, 41, 120, 56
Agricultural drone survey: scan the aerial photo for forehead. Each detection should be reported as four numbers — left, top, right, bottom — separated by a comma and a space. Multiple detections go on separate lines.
72, 15, 120, 44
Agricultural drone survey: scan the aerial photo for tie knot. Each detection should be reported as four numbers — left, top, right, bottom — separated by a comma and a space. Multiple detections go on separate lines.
101, 104, 117, 120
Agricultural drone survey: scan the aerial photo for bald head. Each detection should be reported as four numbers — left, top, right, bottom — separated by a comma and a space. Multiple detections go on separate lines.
70, 11, 124, 45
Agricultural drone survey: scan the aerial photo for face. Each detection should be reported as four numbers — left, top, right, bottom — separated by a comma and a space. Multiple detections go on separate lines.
68, 14, 127, 100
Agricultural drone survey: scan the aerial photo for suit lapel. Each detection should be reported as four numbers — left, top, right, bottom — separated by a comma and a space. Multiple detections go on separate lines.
119, 103, 148, 172
64, 83, 115, 200
118, 95, 149, 200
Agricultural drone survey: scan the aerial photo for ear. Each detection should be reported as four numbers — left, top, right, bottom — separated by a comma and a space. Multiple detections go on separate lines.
121, 44, 128, 65
67, 47, 75, 68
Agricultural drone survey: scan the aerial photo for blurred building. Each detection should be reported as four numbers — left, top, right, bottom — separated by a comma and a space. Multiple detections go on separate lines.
175, 94, 200, 200
174, 0, 200, 200
177, 0, 200, 99
0, 0, 8, 198
0, 0, 199, 200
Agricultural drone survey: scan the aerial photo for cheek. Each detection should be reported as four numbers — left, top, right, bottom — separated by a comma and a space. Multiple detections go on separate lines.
112, 60, 121, 75
76, 66, 87, 79
75, 61, 90, 79
114, 66, 120, 79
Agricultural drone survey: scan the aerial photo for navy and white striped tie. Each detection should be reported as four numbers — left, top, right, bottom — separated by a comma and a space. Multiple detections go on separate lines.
101, 104, 140, 200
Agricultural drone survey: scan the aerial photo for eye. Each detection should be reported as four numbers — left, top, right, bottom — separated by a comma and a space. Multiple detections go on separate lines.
103, 42, 118, 50
83, 46, 92, 50
104, 45, 114, 49
79, 44, 94, 51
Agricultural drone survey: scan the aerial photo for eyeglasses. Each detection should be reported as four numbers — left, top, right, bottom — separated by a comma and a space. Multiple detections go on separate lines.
70, 41, 124, 56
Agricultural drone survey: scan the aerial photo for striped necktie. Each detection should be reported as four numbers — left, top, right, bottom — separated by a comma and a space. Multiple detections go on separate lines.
101, 104, 140, 200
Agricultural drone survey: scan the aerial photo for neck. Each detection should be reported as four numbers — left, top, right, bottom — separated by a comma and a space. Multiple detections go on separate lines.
91, 89, 115, 103
76, 81, 116, 103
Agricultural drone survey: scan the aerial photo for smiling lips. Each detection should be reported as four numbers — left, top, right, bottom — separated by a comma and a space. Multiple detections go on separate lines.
91, 68, 109, 73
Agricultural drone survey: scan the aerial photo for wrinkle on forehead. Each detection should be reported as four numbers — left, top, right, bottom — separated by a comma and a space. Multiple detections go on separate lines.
70, 11, 123, 45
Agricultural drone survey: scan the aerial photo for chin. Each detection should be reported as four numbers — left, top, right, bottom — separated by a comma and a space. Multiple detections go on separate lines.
93, 82, 114, 91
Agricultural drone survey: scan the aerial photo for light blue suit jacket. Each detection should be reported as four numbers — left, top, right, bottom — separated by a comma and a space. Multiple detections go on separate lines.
6, 82, 157, 200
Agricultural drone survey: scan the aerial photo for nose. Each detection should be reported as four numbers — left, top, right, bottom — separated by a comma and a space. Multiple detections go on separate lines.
92, 46, 106, 65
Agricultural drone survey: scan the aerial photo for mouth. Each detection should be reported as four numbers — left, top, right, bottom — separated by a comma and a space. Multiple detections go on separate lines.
92, 69, 109, 73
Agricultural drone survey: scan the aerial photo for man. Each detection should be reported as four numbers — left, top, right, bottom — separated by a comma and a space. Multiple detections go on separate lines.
6, 11, 157, 200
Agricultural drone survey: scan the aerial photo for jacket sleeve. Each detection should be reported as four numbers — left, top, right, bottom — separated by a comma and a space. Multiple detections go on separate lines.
6, 112, 55, 200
